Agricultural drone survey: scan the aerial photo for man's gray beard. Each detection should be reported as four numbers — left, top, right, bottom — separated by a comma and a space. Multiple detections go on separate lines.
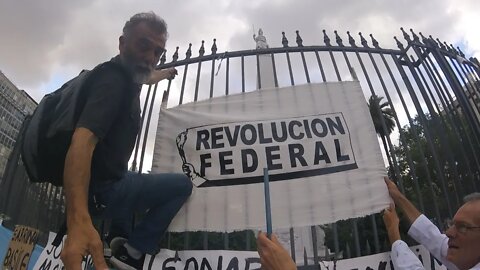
120, 55, 152, 84
131, 71, 151, 85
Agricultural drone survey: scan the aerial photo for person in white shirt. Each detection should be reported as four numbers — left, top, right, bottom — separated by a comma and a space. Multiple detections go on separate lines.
383, 203, 425, 269
385, 178, 480, 270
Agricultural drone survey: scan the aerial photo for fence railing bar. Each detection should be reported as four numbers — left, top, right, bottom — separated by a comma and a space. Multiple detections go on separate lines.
431, 49, 480, 140
157, 46, 404, 69
284, 47, 299, 263
225, 57, 230, 95
425, 55, 480, 154
289, 228, 296, 262
465, 62, 480, 82
352, 50, 402, 254
375, 52, 426, 212
448, 56, 480, 118
413, 60, 463, 207
352, 219, 361, 257
203, 231, 208, 250
120, 78, 149, 170
256, 54, 262, 89
392, 54, 444, 225
139, 83, 160, 173
209, 57, 216, 98
300, 51, 311, 83
179, 63, 190, 105
286, 52, 295, 86
271, 53, 279, 88
364, 51, 403, 184
310, 226, 319, 266
314, 51, 327, 82
331, 50, 363, 257
241, 56, 245, 93
194, 61, 203, 102
223, 232, 229, 250
402, 54, 455, 218
332, 223, 339, 260
422, 54, 479, 194
328, 51, 341, 82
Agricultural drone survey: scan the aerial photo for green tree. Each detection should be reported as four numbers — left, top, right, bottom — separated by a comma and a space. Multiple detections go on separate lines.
367, 94, 396, 171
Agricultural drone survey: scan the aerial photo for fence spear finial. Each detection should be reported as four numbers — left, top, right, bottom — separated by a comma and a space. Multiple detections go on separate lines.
295, 30, 304, 47
359, 32, 368, 48
172, 46, 179, 62
186, 43, 192, 59
419, 32, 429, 45
199, 40, 205, 56
370, 34, 380, 48
334, 30, 344, 47
427, 35, 439, 48
444, 42, 454, 54
449, 44, 459, 56
436, 38, 446, 50
457, 46, 465, 58
211, 39, 217, 54
322, 30, 331, 46
400, 27, 411, 43
410, 29, 420, 42
347, 31, 357, 47
281, 31, 289, 48
394, 36, 405, 51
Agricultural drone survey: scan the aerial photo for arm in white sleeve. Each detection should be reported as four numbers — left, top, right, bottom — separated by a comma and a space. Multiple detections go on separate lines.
407, 215, 458, 270
390, 240, 425, 270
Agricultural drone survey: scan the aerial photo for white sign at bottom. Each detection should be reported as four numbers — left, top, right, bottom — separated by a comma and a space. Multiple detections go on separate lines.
32, 232, 93, 270
143, 245, 447, 270
30, 232, 448, 270
143, 249, 261, 270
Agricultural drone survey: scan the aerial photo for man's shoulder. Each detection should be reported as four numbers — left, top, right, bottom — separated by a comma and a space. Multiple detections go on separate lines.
91, 60, 129, 84
84, 61, 134, 98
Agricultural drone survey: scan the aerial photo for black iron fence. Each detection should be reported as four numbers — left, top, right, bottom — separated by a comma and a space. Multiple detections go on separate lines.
1, 27, 479, 265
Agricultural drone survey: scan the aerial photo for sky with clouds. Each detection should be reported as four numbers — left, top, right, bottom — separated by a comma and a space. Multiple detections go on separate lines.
1, 0, 479, 102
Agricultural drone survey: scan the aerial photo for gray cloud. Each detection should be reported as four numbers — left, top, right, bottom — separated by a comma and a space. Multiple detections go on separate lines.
0, 0, 478, 101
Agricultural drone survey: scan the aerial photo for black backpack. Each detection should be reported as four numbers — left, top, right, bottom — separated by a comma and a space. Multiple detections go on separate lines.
21, 61, 128, 187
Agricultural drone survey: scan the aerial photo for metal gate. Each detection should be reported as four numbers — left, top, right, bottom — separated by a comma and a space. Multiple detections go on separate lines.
1, 27, 479, 265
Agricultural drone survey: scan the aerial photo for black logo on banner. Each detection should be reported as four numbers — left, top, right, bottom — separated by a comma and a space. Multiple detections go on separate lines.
177, 113, 357, 187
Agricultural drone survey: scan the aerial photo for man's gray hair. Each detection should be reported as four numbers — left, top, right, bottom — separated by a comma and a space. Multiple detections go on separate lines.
464, 192, 480, 203
123, 12, 168, 37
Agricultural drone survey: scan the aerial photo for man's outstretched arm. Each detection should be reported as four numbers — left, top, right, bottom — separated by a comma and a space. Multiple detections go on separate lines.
146, 68, 177, 84
384, 177, 454, 269
61, 127, 108, 270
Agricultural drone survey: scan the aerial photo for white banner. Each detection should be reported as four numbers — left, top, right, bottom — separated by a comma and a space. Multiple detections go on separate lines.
152, 82, 390, 232
32, 232, 93, 270
143, 246, 447, 270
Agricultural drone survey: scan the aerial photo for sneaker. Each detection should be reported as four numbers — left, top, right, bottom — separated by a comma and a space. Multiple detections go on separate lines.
110, 246, 145, 270
109, 237, 128, 255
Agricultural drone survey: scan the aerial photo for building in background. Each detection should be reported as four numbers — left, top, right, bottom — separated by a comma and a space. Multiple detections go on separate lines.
0, 70, 37, 184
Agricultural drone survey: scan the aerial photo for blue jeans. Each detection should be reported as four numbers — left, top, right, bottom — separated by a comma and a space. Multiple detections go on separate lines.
88, 172, 192, 254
